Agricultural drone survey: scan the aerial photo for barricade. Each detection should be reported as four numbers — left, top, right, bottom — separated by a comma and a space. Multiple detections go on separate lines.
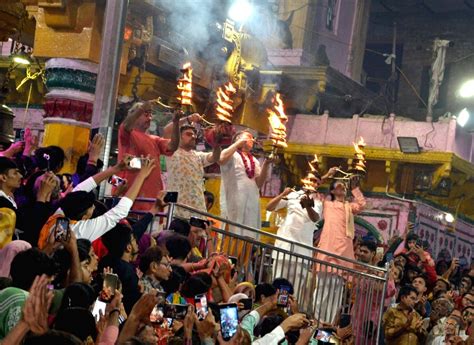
125, 198, 389, 344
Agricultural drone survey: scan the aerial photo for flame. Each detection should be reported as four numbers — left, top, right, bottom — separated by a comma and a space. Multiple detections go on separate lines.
352, 136, 367, 173
274, 93, 288, 123
308, 154, 319, 171
215, 82, 237, 123
177, 62, 193, 106
353, 137, 366, 155
267, 93, 288, 149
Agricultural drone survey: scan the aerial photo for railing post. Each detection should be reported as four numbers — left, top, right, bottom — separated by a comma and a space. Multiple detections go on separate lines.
165, 202, 175, 229
376, 262, 391, 344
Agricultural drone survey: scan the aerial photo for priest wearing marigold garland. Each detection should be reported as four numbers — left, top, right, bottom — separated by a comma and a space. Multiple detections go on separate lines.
218, 131, 273, 238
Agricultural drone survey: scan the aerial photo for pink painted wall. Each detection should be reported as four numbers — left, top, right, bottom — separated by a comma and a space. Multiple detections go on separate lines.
312, 0, 358, 77
288, 113, 474, 162
415, 204, 473, 263
357, 196, 410, 244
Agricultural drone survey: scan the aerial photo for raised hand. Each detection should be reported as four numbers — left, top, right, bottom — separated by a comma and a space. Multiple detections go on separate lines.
187, 113, 203, 123
115, 154, 134, 171
23, 275, 54, 334
37, 172, 58, 202
128, 293, 158, 324
88, 133, 105, 162
280, 313, 310, 333
137, 156, 156, 179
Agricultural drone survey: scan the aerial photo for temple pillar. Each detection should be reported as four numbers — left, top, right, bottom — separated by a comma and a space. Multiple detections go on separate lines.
22, 1, 104, 173
42, 58, 97, 173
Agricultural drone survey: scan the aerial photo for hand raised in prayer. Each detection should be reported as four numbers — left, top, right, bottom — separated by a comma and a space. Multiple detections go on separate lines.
88, 133, 105, 162
22, 274, 54, 334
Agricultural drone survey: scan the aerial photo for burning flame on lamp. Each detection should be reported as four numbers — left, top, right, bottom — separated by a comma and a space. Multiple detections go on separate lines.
216, 82, 237, 123
177, 62, 193, 106
267, 93, 288, 151
301, 154, 321, 193
350, 137, 367, 175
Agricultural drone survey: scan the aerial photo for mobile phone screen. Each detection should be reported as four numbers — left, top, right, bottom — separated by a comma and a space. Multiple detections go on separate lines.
92, 299, 107, 322
228, 256, 238, 266
129, 157, 142, 169
54, 218, 70, 242
150, 305, 164, 324
314, 330, 331, 341
164, 304, 188, 320
99, 273, 118, 303
108, 175, 126, 187
195, 294, 208, 321
277, 285, 290, 307
189, 217, 207, 229
240, 298, 252, 310
164, 191, 178, 203
219, 304, 238, 341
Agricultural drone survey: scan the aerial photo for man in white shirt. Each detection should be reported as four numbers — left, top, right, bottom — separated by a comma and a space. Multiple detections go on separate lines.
38, 156, 156, 248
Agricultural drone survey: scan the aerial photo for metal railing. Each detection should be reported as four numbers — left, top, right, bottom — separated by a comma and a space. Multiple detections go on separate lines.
125, 198, 389, 345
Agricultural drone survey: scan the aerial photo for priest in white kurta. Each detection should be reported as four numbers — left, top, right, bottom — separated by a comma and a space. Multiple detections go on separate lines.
218, 131, 272, 238
267, 187, 322, 296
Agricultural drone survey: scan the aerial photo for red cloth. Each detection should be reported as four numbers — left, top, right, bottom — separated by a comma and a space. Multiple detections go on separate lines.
92, 238, 108, 261
118, 124, 172, 210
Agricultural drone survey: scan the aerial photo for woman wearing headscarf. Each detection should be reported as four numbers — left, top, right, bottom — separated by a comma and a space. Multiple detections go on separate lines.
0, 240, 31, 277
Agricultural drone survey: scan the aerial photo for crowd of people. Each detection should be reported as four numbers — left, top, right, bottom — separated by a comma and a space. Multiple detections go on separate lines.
0, 101, 472, 345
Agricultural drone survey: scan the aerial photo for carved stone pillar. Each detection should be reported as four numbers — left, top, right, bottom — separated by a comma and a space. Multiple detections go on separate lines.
42, 58, 97, 173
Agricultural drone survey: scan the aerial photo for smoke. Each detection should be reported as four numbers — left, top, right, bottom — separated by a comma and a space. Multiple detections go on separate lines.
154, 0, 226, 59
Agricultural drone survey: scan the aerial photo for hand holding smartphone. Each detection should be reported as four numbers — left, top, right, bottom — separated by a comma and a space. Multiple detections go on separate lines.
189, 216, 210, 229
129, 157, 142, 169
53, 217, 70, 242
99, 273, 118, 303
91, 299, 107, 322
195, 294, 209, 321
277, 286, 291, 307
219, 304, 239, 341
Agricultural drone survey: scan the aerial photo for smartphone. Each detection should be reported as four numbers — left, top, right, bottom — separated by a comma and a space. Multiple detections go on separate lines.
277, 285, 291, 307
195, 294, 209, 321
189, 216, 210, 229
240, 298, 252, 310
314, 330, 332, 341
228, 256, 238, 267
99, 273, 118, 303
219, 304, 239, 341
129, 157, 142, 169
107, 175, 126, 187
150, 305, 164, 324
53, 217, 70, 242
164, 191, 178, 203
339, 313, 351, 328
164, 304, 188, 320
92, 299, 107, 322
